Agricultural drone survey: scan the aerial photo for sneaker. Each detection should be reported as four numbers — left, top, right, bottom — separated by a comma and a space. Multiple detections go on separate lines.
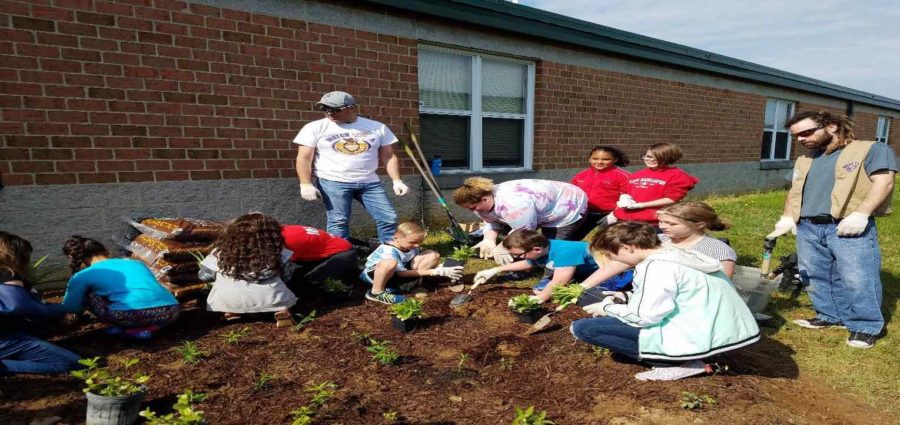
792, 318, 846, 329
532, 278, 551, 294
365, 290, 406, 305
634, 360, 707, 381
846, 332, 877, 349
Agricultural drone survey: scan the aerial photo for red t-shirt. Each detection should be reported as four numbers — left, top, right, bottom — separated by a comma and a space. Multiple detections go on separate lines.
281, 225, 352, 262
612, 167, 699, 224
571, 166, 631, 213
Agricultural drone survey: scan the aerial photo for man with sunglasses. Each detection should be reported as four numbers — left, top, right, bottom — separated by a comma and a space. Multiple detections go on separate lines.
767, 111, 896, 349
293, 91, 409, 243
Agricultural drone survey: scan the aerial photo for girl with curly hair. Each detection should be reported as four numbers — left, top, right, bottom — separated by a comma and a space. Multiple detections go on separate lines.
199, 213, 297, 327
61, 235, 180, 339
570, 145, 632, 240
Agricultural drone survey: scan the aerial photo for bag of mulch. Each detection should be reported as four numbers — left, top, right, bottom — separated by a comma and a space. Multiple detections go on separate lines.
125, 217, 224, 243
157, 271, 201, 286
129, 234, 212, 265
160, 281, 209, 299
148, 258, 200, 279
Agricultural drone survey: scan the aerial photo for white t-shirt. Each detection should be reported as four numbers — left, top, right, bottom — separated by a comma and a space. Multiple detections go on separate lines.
292, 117, 398, 183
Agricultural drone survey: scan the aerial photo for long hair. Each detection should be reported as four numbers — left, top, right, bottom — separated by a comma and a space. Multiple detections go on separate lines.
214, 212, 284, 281
590, 145, 630, 167
0, 231, 33, 282
785, 110, 856, 154
657, 201, 731, 232
646, 143, 683, 167
62, 235, 110, 275
452, 177, 494, 206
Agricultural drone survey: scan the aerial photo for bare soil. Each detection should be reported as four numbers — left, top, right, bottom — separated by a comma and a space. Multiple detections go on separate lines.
1, 280, 893, 425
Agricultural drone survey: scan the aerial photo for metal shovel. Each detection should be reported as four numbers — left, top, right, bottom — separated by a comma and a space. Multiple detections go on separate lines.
527, 305, 565, 334
450, 276, 487, 307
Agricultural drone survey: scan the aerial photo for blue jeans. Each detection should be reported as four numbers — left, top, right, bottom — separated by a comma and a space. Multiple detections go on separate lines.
571, 316, 640, 360
317, 178, 398, 243
0, 331, 82, 375
796, 218, 884, 335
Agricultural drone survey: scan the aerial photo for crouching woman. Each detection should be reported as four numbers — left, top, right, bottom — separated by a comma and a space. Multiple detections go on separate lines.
571, 222, 759, 381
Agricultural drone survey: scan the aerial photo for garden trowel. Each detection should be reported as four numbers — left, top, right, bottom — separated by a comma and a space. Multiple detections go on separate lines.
449, 274, 487, 307
526, 305, 565, 334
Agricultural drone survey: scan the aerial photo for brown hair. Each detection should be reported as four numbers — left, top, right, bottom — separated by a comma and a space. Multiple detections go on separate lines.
395, 221, 427, 239
657, 201, 731, 232
785, 110, 856, 154
646, 143, 683, 167
0, 231, 33, 282
214, 212, 284, 281
452, 177, 494, 206
501, 229, 549, 251
590, 145, 630, 167
590, 222, 660, 255
62, 235, 110, 275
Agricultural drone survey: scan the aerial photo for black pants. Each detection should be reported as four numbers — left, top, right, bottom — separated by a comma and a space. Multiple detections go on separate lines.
565, 211, 611, 242
289, 248, 359, 288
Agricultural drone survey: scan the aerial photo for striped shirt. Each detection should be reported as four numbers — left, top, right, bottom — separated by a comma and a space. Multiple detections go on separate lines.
658, 234, 736, 263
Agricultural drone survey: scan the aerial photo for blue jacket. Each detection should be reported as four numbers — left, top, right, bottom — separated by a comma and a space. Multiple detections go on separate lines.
1, 272, 66, 335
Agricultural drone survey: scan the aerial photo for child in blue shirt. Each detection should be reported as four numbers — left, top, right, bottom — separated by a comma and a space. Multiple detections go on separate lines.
473, 229, 633, 303
361, 222, 463, 304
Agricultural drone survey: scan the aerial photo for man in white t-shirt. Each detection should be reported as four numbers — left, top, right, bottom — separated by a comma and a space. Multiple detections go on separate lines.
293, 91, 409, 243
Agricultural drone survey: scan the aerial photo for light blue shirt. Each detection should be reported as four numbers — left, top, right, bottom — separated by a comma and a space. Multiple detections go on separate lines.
61, 258, 178, 312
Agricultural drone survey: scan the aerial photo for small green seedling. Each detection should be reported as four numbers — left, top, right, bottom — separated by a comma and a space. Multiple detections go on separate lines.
389, 299, 425, 321
508, 294, 541, 313
221, 326, 250, 345
499, 357, 515, 371
305, 381, 337, 408
176, 341, 204, 365
367, 339, 400, 365
511, 406, 555, 425
352, 331, 372, 344
448, 245, 477, 262
26, 254, 66, 287
252, 372, 275, 392
290, 406, 315, 425
591, 346, 610, 359
188, 251, 206, 265
71, 357, 149, 397
456, 353, 470, 371
680, 392, 717, 410
322, 278, 351, 294
382, 410, 400, 423
139, 390, 207, 424
293, 310, 317, 332
550, 284, 585, 309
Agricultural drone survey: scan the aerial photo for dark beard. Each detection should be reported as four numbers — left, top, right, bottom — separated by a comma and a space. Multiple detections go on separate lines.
822, 132, 844, 154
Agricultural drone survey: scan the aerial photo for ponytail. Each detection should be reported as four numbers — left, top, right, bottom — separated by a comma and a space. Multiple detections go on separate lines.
62, 235, 109, 274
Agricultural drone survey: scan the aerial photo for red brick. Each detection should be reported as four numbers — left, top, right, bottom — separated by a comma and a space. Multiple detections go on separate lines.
12, 161, 55, 173
3, 110, 46, 122
48, 111, 88, 122
36, 33, 79, 48
172, 11, 204, 26
77, 172, 118, 183
12, 16, 57, 32
189, 170, 221, 180
70, 124, 110, 135
55, 160, 95, 172
0, 147, 30, 160
117, 171, 155, 182
154, 170, 189, 180
95, 1, 134, 16
35, 173, 77, 185
97, 160, 134, 171
74, 148, 113, 160
135, 159, 171, 170
58, 22, 96, 37
62, 47, 101, 62
54, 0, 94, 11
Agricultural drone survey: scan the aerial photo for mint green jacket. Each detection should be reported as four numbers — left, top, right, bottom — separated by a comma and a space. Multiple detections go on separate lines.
603, 247, 760, 361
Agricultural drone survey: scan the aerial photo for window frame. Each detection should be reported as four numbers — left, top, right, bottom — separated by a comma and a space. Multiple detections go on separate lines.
417, 45, 535, 173
760, 98, 796, 161
876, 115, 891, 144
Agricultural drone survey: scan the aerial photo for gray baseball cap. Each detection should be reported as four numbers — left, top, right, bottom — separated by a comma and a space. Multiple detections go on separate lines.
316, 91, 355, 108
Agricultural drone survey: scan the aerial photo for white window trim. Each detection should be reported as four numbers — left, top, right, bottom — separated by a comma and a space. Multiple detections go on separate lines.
876, 116, 891, 144
761, 99, 795, 161
418, 45, 535, 173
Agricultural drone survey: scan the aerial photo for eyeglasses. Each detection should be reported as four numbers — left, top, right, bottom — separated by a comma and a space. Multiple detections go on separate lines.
509, 251, 527, 260
792, 125, 822, 139
320, 105, 349, 115
642, 155, 657, 161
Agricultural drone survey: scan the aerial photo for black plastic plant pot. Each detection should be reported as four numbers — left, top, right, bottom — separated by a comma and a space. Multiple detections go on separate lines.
441, 258, 465, 268
513, 309, 543, 324
391, 316, 417, 333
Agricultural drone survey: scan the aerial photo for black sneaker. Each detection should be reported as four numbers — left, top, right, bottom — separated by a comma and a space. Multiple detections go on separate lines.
792, 318, 846, 329
846, 332, 877, 349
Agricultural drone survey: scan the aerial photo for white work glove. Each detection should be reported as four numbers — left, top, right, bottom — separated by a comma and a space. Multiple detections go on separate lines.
601, 291, 629, 304
300, 183, 321, 201
473, 267, 501, 286
473, 238, 497, 259
528, 295, 544, 304
766, 216, 796, 239
836, 212, 869, 237
392, 180, 409, 196
616, 194, 636, 209
494, 251, 514, 266
431, 266, 464, 281
604, 214, 618, 225
582, 296, 616, 317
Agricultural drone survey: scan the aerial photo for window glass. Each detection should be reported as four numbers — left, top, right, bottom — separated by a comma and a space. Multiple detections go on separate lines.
418, 50, 471, 111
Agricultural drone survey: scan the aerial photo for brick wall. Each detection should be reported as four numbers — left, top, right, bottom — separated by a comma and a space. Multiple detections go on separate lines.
533, 61, 767, 169
0, 0, 419, 186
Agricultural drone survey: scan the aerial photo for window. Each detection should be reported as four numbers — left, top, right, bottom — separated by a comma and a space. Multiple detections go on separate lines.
876, 116, 891, 144
760, 99, 795, 161
417, 46, 534, 171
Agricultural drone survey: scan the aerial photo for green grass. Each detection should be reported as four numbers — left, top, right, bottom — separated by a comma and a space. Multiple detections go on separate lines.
425, 181, 900, 415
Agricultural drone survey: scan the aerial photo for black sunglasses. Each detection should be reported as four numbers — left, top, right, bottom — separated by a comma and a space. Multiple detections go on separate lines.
510, 251, 527, 260
320, 105, 349, 114
792, 125, 822, 139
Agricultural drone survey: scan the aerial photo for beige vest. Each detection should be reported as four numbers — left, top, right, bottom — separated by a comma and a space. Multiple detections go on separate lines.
787, 140, 893, 222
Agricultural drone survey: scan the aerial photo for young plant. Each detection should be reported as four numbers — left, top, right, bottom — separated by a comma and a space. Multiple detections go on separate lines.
382, 410, 400, 423
507, 294, 541, 313
448, 245, 477, 262
293, 310, 317, 332
176, 341, 204, 365
456, 353, 470, 372
511, 406, 555, 425
188, 251, 206, 265
550, 284, 585, 309
25, 254, 66, 287
389, 299, 425, 321
252, 372, 275, 392
70, 357, 149, 397
352, 331, 372, 344
290, 406, 315, 425
221, 326, 250, 345
367, 339, 400, 365
498, 357, 515, 371
321, 278, 351, 295
680, 392, 717, 410
305, 381, 337, 408
591, 346, 610, 359
139, 390, 207, 424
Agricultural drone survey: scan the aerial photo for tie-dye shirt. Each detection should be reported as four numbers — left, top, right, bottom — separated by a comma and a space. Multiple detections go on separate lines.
476, 179, 587, 232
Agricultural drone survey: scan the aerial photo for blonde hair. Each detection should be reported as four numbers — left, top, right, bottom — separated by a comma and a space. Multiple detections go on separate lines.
395, 222, 426, 239
657, 201, 731, 232
452, 177, 494, 206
